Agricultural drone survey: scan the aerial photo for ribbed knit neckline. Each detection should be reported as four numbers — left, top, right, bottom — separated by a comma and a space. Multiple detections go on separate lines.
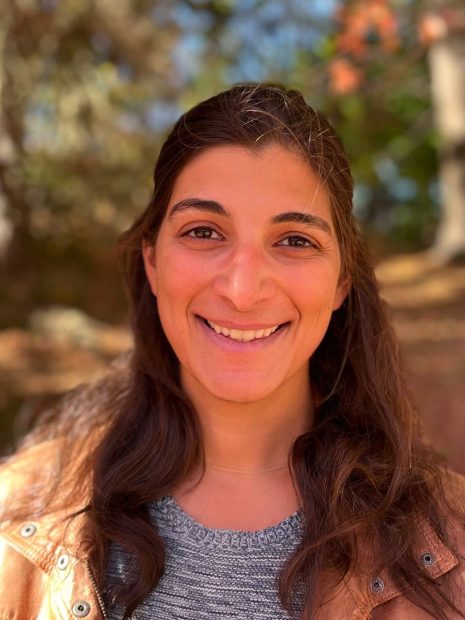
149, 496, 303, 551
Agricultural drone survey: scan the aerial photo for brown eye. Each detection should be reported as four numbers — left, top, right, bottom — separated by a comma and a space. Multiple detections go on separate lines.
278, 235, 316, 248
184, 226, 223, 240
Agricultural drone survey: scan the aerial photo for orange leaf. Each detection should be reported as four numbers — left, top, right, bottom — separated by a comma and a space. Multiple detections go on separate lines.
329, 58, 364, 94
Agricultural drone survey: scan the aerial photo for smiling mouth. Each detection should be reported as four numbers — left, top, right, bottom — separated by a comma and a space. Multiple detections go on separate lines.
201, 317, 287, 343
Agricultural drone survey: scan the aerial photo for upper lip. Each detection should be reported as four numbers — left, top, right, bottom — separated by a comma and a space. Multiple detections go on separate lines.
197, 315, 286, 330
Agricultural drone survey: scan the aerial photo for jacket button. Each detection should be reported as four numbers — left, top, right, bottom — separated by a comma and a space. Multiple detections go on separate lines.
369, 576, 385, 593
421, 551, 435, 567
57, 553, 70, 570
20, 523, 37, 538
72, 601, 91, 617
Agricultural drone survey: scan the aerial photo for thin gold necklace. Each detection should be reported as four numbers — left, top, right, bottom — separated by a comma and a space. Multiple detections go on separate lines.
205, 463, 288, 474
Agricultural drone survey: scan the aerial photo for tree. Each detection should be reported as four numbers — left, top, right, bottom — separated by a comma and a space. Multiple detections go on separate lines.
0, 0, 183, 324
420, 3, 465, 261
328, 0, 465, 260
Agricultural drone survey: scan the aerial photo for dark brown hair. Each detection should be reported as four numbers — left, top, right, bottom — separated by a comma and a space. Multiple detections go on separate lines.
6, 84, 465, 619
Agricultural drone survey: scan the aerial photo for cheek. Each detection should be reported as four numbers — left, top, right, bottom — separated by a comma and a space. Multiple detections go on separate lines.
155, 250, 210, 310
294, 269, 340, 311
160, 251, 188, 281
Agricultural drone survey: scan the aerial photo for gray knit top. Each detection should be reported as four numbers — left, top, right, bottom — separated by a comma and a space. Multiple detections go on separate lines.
104, 496, 305, 619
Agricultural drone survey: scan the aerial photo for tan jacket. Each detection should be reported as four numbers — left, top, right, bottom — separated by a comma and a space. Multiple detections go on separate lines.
0, 374, 464, 619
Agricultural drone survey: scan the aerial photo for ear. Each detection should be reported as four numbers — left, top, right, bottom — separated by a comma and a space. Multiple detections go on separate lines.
142, 241, 158, 297
332, 275, 351, 311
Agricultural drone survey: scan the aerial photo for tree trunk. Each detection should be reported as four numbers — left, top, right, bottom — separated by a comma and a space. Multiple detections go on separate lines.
429, 32, 465, 261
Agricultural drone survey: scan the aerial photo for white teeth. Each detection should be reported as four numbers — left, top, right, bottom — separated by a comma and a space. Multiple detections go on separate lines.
206, 320, 281, 342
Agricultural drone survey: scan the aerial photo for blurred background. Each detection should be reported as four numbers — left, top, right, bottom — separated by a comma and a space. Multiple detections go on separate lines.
0, 0, 464, 472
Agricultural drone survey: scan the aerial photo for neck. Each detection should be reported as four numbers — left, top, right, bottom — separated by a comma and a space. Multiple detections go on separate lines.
182, 370, 313, 472
205, 463, 289, 474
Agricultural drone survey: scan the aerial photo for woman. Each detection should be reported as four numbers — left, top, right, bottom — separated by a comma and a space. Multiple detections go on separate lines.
0, 83, 464, 620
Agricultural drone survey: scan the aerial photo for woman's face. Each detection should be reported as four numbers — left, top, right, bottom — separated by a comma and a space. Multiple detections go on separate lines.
143, 144, 348, 405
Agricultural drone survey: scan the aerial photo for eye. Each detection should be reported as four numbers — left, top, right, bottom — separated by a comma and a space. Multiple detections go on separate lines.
183, 226, 224, 240
277, 235, 317, 249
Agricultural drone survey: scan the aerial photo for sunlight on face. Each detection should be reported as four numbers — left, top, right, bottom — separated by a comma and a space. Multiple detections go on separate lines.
143, 145, 348, 407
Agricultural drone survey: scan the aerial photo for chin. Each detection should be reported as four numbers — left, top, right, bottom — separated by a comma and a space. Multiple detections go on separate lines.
198, 373, 281, 405
213, 390, 269, 405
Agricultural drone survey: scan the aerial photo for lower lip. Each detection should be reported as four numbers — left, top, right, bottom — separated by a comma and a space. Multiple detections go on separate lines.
196, 316, 289, 351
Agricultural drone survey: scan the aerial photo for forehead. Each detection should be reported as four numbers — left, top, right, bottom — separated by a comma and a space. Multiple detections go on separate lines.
168, 144, 333, 223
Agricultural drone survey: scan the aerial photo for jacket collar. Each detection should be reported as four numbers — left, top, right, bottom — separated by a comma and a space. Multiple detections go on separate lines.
1, 503, 458, 619
339, 521, 458, 616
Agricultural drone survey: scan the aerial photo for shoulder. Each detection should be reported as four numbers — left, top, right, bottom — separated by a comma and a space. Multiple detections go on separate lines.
0, 439, 62, 515
3, 350, 132, 455
326, 470, 465, 618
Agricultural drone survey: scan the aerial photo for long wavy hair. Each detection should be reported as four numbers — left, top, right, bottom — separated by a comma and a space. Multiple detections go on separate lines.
5, 84, 464, 619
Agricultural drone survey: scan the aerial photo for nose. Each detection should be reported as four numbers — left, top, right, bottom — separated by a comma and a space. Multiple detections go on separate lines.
212, 244, 276, 311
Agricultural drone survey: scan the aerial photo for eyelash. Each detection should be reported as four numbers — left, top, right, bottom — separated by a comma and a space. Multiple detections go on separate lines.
182, 226, 319, 249
276, 235, 316, 249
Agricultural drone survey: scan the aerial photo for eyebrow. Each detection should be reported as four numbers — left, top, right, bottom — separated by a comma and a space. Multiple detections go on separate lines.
271, 211, 332, 235
168, 198, 332, 235
168, 198, 228, 219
